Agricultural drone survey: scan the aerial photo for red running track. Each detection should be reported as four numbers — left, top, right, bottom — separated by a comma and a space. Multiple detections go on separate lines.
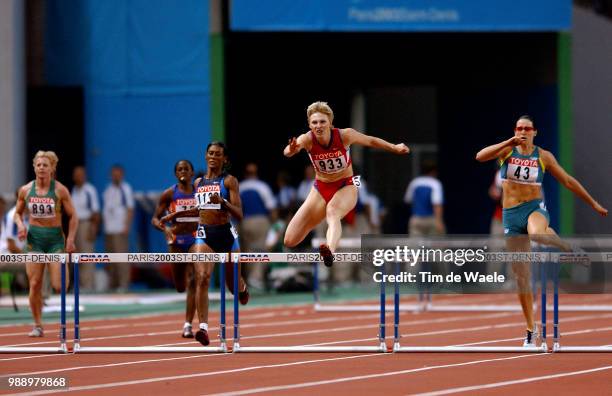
1, 294, 611, 395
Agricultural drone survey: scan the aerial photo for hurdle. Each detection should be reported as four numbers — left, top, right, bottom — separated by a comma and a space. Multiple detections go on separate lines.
0, 253, 68, 354
392, 259, 548, 353
232, 252, 387, 353
551, 255, 612, 353
311, 238, 422, 313
313, 237, 612, 313
72, 252, 229, 353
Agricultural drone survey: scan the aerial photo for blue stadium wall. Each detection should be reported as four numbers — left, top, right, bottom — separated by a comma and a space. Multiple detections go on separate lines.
45, 0, 211, 252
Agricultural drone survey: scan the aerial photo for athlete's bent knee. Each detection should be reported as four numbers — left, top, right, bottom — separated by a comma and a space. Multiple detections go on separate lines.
284, 234, 298, 248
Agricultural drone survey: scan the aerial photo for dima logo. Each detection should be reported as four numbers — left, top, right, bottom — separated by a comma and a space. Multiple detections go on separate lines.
79, 254, 111, 263
240, 254, 271, 262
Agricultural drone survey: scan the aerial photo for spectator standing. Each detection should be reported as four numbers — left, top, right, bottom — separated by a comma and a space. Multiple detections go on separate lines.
0, 191, 28, 291
102, 164, 134, 292
239, 162, 277, 289
403, 161, 445, 236
71, 166, 100, 291
276, 170, 297, 210
296, 165, 315, 204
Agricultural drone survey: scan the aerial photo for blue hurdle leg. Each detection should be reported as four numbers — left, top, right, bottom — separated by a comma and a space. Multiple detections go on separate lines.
60, 256, 67, 352
313, 262, 319, 305
540, 262, 547, 348
379, 262, 386, 351
394, 262, 400, 349
74, 256, 80, 349
553, 261, 560, 350
233, 255, 240, 349
220, 256, 226, 349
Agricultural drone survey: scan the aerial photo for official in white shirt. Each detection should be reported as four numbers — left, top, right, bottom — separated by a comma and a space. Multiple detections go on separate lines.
71, 166, 101, 291
102, 165, 134, 292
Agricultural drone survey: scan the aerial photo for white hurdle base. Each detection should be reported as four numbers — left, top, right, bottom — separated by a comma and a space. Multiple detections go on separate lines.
315, 303, 422, 312
390, 304, 612, 313
553, 344, 612, 352
74, 344, 227, 353
427, 305, 523, 312
393, 342, 547, 353
0, 345, 67, 354
555, 305, 612, 312
233, 343, 387, 353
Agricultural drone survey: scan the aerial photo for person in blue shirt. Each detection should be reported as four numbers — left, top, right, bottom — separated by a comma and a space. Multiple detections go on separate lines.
403, 161, 445, 236
239, 162, 277, 289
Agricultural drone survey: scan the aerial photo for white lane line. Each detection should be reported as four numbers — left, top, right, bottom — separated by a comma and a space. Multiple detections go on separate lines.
0, 311, 511, 347
0, 353, 225, 378
199, 354, 547, 396
4, 354, 383, 396
158, 312, 513, 347
0, 309, 313, 338
0, 311, 496, 359
411, 364, 612, 396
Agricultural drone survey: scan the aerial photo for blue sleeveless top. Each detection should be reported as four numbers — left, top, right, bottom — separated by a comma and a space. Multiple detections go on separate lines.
499, 146, 545, 186
195, 174, 229, 210
169, 184, 198, 224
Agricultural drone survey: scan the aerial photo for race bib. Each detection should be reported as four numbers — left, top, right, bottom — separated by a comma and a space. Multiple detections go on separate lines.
312, 152, 349, 174
174, 198, 196, 212
195, 185, 222, 209
28, 197, 56, 219
173, 198, 198, 222
506, 157, 540, 184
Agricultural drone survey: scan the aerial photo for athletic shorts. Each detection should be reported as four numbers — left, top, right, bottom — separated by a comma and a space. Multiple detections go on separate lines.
502, 199, 550, 236
170, 233, 196, 252
26, 225, 65, 253
314, 175, 359, 203
195, 223, 240, 252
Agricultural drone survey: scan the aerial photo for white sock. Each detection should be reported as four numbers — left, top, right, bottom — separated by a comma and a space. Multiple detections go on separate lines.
199, 323, 208, 331
184, 322, 192, 329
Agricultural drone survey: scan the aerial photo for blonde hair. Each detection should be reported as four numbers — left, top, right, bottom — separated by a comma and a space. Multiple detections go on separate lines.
32, 150, 59, 172
306, 101, 334, 124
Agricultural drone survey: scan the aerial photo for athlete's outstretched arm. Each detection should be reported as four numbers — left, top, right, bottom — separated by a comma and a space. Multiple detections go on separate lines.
342, 128, 409, 154
151, 188, 173, 231
283, 133, 309, 157
160, 206, 199, 225
475, 136, 524, 162
542, 150, 608, 216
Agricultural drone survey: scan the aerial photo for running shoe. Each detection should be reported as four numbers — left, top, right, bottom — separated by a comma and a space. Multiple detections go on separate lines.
195, 329, 210, 346
319, 244, 334, 268
28, 326, 44, 338
182, 324, 194, 338
522, 330, 535, 347
239, 285, 250, 305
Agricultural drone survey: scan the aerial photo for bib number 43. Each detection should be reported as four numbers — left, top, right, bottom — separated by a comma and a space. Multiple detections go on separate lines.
513, 166, 530, 180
